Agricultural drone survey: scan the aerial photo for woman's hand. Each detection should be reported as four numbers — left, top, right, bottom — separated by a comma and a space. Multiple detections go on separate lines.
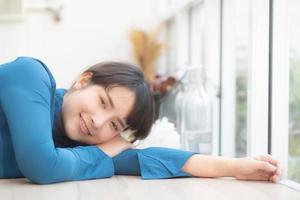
182, 154, 281, 183
96, 135, 134, 157
234, 154, 282, 183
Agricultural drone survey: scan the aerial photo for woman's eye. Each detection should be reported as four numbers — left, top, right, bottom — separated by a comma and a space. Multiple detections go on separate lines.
100, 97, 106, 108
111, 122, 119, 132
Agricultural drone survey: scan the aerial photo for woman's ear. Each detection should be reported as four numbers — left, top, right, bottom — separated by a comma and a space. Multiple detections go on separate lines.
74, 71, 93, 89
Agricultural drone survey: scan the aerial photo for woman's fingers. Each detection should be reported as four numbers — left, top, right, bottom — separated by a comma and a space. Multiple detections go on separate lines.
257, 155, 281, 183
269, 174, 279, 183
236, 155, 282, 183
272, 162, 281, 178
265, 155, 281, 171
258, 161, 277, 173
254, 154, 279, 167
254, 154, 282, 179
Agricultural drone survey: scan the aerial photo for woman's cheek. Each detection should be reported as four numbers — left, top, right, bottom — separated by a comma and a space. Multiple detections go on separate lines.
102, 131, 119, 143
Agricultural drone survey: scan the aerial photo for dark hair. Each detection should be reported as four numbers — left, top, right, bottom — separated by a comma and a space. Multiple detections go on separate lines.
73, 62, 155, 142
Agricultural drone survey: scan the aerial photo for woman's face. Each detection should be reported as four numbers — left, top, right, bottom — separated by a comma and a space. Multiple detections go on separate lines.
61, 72, 136, 145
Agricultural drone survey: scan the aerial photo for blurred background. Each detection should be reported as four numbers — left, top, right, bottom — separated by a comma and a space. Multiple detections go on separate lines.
0, 0, 299, 189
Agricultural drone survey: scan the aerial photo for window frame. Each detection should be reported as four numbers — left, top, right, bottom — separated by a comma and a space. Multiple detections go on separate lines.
220, 0, 236, 157
246, 0, 270, 156
271, 0, 300, 191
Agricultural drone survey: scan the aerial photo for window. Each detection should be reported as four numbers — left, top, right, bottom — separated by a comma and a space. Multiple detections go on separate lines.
288, 0, 300, 183
157, 0, 221, 155
165, 19, 177, 70
188, 1, 221, 155
233, 0, 250, 157
189, 3, 205, 67
158, 0, 300, 191
158, 16, 186, 124
221, 0, 251, 157
272, 0, 300, 190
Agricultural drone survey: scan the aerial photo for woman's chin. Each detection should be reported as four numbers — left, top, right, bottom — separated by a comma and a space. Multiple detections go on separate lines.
64, 129, 81, 141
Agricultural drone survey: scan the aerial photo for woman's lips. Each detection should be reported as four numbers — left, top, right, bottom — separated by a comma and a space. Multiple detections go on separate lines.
79, 114, 91, 136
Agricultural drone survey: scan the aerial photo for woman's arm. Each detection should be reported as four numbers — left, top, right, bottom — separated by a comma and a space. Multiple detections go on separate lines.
0, 57, 115, 184
112, 146, 281, 183
181, 154, 282, 182
112, 147, 197, 179
97, 135, 134, 157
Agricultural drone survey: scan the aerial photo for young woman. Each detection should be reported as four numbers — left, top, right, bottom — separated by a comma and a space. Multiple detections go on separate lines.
0, 57, 281, 184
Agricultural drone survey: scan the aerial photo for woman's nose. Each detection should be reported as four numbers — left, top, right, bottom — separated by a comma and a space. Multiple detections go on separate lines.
91, 112, 112, 130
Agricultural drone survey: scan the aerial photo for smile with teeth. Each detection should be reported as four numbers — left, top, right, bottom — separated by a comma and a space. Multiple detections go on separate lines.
79, 115, 91, 136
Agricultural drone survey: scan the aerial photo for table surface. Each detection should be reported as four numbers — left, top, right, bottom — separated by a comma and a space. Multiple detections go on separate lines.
0, 176, 299, 200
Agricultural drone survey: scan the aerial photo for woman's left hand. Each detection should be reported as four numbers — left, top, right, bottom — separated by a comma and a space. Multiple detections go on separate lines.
97, 135, 134, 157
234, 154, 282, 183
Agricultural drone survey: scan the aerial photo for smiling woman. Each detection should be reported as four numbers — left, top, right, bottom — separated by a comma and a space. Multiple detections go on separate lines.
61, 76, 137, 145
0, 57, 281, 185
0, 57, 196, 184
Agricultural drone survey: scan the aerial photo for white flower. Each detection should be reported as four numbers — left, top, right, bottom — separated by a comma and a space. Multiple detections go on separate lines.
136, 117, 180, 149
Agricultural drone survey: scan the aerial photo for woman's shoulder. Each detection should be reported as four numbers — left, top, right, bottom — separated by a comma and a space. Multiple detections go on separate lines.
0, 56, 56, 90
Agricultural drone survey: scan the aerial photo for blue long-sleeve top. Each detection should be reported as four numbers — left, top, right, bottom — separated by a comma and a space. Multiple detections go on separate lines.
0, 57, 197, 184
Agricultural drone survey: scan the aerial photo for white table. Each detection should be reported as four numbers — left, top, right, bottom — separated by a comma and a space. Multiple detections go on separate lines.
0, 176, 299, 200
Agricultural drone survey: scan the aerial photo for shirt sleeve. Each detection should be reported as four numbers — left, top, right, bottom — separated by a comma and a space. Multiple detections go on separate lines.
0, 57, 114, 184
113, 147, 198, 179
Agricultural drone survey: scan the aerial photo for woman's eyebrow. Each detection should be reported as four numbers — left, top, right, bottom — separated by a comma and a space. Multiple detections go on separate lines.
103, 89, 126, 129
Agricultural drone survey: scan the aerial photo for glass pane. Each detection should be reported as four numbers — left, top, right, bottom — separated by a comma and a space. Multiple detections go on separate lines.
165, 19, 177, 69
158, 19, 179, 122
190, 4, 205, 67
188, 2, 220, 155
234, 0, 249, 157
288, 0, 300, 183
